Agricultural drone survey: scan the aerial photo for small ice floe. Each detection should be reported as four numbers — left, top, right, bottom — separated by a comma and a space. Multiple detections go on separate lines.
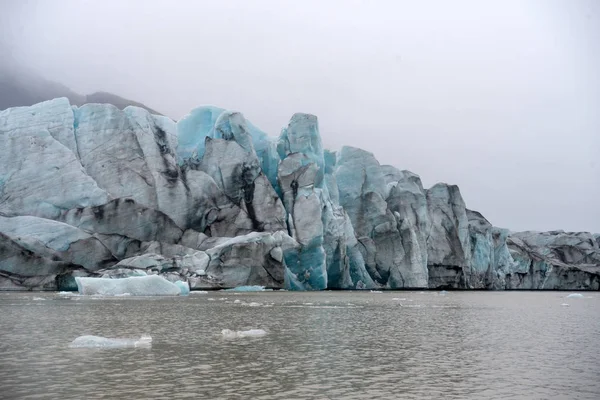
392, 298, 407, 301
221, 329, 267, 339
561, 303, 570, 307
32, 297, 46, 301
224, 286, 268, 292
566, 293, 584, 299
242, 301, 262, 307
69, 335, 152, 348
190, 291, 209, 294
231, 299, 261, 306
58, 291, 78, 296
370, 290, 383, 294
439, 290, 448, 295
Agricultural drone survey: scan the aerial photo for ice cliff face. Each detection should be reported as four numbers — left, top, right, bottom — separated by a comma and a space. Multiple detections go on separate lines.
1, 98, 598, 291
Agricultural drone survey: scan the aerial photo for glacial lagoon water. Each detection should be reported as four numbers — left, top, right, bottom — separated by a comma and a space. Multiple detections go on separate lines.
1, 291, 599, 400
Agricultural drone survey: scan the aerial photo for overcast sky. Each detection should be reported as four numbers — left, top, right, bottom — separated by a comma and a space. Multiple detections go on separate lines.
2, 0, 599, 232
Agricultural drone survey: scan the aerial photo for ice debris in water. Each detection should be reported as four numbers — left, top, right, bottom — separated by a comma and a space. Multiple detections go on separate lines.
221, 329, 267, 339
58, 291, 78, 296
224, 286, 268, 292
190, 291, 209, 294
69, 335, 152, 348
75, 275, 186, 296
561, 303, 570, 307
566, 293, 584, 299
233, 299, 262, 306
439, 290, 448, 295
370, 290, 383, 294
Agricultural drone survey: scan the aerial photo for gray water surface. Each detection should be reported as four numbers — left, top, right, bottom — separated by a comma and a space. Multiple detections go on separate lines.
1, 291, 598, 399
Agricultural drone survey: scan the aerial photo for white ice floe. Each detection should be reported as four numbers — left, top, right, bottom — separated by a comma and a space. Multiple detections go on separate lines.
58, 291, 79, 296
561, 303, 570, 307
566, 293, 584, 299
224, 286, 270, 292
233, 300, 262, 307
69, 335, 152, 348
75, 275, 185, 296
221, 329, 267, 339
370, 290, 383, 294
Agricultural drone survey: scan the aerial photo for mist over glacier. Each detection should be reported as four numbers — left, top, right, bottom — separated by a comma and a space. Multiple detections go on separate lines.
1, 0, 598, 233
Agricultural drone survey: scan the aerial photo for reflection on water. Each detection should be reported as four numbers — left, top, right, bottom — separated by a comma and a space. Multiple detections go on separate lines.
1, 291, 599, 399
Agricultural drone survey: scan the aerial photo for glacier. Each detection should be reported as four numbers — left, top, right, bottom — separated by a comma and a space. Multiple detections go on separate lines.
0, 98, 598, 291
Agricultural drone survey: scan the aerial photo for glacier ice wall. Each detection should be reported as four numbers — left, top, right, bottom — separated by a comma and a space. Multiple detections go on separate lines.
0, 98, 598, 291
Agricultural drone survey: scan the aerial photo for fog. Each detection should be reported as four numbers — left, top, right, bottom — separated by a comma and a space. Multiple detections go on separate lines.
2, 0, 599, 232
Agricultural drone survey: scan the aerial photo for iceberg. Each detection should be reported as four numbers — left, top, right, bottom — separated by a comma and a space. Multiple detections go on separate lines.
69, 335, 152, 348
75, 276, 184, 296
221, 329, 268, 339
175, 280, 190, 295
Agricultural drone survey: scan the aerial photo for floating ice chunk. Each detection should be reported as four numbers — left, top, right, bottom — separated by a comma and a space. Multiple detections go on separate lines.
566, 293, 584, 299
32, 297, 46, 301
370, 290, 383, 294
439, 290, 448, 295
190, 291, 209, 294
69, 335, 152, 348
561, 303, 570, 307
75, 276, 182, 296
221, 329, 267, 339
175, 280, 190, 296
392, 298, 407, 301
233, 300, 262, 306
58, 291, 78, 296
224, 286, 267, 292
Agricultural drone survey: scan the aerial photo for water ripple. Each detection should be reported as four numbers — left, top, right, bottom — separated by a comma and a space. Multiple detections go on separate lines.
0, 291, 598, 399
